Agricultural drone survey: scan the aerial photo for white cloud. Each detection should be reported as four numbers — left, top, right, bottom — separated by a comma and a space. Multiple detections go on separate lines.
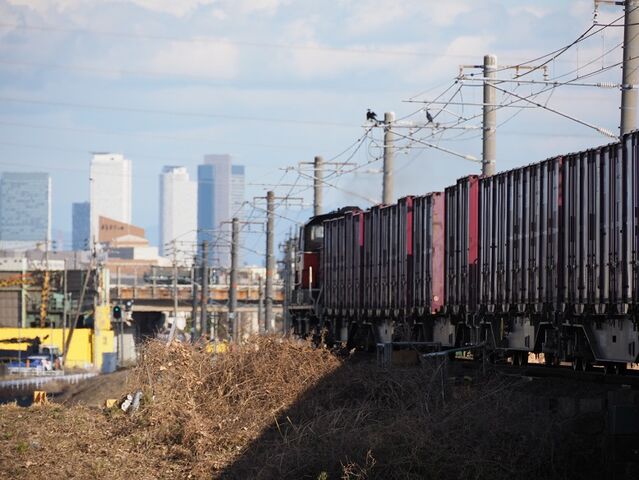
123, 0, 218, 17
409, 35, 494, 85
508, 5, 551, 19
343, 1, 409, 35
426, 1, 473, 26
233, 0, 290, 15
569, 0, 593, 19
341, 0, 472, 35
0, 2, 21, 38
148, 40, 240, 79
5, 0, 64, 14
6, 0, 218, 17
6, 0, 291, 17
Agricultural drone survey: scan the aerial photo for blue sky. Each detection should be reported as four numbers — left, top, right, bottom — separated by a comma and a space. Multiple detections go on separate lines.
0, 0, 627, 262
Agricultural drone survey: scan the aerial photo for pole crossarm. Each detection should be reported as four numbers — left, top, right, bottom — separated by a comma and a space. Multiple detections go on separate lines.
220, 219, 265, 234
458, 62, 549, 79
361, 121, 480, 130
298, 161, 357, 166
253, 195, 304, 206
459, 76, 621, 89
402, 100, 538, 108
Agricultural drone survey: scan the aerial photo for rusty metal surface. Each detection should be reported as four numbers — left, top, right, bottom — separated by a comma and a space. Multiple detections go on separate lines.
445, 175, 480, 316
111, 285, 283, 302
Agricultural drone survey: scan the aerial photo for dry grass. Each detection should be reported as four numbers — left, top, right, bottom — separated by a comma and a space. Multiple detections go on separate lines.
0, 336, 604, 479
126, 336, 341, 477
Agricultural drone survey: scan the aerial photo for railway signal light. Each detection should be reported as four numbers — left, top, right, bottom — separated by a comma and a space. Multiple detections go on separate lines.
113, 305, 122, 320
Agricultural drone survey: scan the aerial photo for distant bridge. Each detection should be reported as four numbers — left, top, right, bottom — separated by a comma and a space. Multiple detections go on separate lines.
110, 284, 284, 313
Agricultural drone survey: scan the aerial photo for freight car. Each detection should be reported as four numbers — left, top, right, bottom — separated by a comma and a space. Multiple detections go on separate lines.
290, 131, 639, 373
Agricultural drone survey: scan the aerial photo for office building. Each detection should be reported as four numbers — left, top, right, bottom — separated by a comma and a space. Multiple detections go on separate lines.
159, 166, 197, 265
89, 153, 132, 243
0, 172, 51, 251
197, 154, 245, 267
72, 201, 90, 251
231, 165, 246, 221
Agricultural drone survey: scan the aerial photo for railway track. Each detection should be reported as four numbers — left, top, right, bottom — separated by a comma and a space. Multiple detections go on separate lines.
498, 362, 639, 387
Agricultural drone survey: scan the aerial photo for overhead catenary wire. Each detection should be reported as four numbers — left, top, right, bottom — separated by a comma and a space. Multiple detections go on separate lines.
0, 119, 311, 150
0, 21, 509, 60
395, 6, 628, 150
405, 56, 626, 146
490, 83, 616, 138
0, 95, 356, 128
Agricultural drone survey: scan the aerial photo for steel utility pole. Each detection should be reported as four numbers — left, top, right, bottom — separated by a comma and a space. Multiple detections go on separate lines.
298, 158, 356, 212
200, 240, 209, 339
166, 241, 178, 345
258, 275, 264, 333
253, 191, 303, 333
62, 260, 67, 358
621, 0, 639, 136
282, 236, 296, 335
313, 155, 324, 216
265, 191, 275, 332
382, 112, 395, 204
482, 54, 497, 176
229, 217, 239, 342
63, 244, 95, 367
173, 243, 178, 330
191, 255, 198, 343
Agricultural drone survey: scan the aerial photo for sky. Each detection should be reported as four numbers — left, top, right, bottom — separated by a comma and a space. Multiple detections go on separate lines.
0, 0, 628, 263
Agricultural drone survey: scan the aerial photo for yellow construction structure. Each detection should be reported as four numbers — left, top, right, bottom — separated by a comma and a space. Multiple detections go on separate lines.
0, 306, 115, 370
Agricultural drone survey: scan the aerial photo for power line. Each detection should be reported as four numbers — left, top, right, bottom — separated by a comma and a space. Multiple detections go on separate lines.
0, 95, 356, 128
0, 22, 492, 60
0, 119, 311, 150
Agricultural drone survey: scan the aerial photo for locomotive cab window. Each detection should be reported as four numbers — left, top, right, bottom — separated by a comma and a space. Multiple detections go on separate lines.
310, 225, 324, 241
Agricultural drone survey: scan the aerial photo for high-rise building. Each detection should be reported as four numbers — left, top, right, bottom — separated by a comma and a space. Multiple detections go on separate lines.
89, 153, 132, 243
197, 154, 245, 267
159, 166, 197, 265
72, 201, 90, 251
231, 165, 246, 221
0, 172, 51, 251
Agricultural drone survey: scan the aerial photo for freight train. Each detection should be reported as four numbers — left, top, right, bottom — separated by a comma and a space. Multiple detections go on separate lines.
289, 131, 639, 373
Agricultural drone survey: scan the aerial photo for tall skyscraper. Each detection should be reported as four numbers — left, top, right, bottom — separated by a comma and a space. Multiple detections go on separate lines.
89, 153, 132, 242
72, 201, 90, 251
198, 154, 245, 267
0, 172, 51, 250
231, 165, 246, 221
159, 166, 197, 265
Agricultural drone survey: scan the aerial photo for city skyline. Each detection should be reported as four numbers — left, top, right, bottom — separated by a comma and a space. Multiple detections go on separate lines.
0, 153, 246, 261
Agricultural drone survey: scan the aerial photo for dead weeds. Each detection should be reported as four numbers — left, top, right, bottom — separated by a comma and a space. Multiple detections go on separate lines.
0, 336, 605, 479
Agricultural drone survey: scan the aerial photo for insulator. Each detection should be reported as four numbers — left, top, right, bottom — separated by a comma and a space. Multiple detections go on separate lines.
598, 127, 617, 138
596, 82, 618, 89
